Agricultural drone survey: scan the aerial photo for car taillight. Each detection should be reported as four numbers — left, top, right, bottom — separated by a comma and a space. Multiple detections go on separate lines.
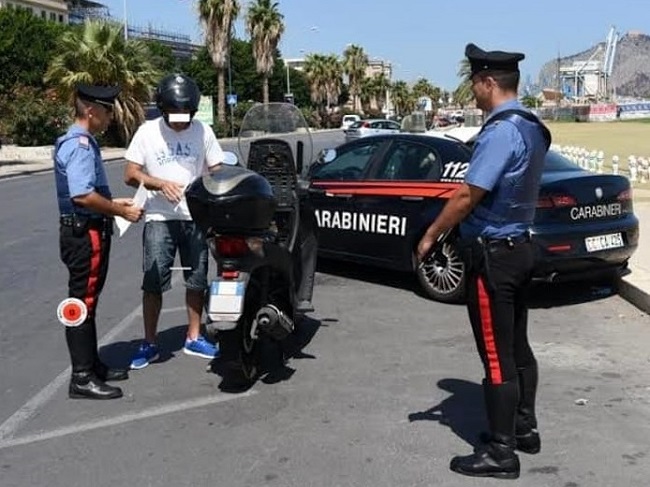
537, 194, 577, 208
617, 188, 632, 201
215, 236, 250, 257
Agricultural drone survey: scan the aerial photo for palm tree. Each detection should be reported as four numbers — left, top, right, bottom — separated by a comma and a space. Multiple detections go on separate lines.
453, 58, 474, 108
371, 72, 390, 112
198, 0, 240, 125
391, 80, 412, 117
342, 44, 368, 113
246, 0, 284, 104
44, 20, 160, 143
323, 54, 343, 110
303, 53, 328, 108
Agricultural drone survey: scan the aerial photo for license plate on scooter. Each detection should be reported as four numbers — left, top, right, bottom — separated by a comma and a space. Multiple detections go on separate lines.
208, 279, 245, 320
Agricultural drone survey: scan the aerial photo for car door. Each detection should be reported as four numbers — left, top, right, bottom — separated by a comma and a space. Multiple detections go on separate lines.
354, 137, 456, 268
308, 138, 389, 258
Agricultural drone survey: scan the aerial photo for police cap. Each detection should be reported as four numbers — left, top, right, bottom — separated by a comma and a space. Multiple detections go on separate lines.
465, 43, 525, 77
75, 83, 121, 107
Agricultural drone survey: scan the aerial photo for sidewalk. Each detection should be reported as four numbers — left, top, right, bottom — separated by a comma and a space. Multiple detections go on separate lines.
0, 146, 126, 179
617, 199, 650, 314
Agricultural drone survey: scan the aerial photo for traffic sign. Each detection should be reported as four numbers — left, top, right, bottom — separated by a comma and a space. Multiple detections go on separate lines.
227, 94, 238, 106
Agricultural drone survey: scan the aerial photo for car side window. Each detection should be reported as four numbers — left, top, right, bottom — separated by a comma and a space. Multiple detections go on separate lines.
374, 141, 442, 181
436, 142, 473, 182
310, 139, 384, 181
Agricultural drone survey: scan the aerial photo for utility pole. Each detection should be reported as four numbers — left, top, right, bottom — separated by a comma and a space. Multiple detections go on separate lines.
123, 0, 128, 41
228, 51, 234, 138
555, 50, 561, 121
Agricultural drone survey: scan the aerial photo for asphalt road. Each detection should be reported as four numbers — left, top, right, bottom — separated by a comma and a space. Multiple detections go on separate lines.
1, 131, 650, 486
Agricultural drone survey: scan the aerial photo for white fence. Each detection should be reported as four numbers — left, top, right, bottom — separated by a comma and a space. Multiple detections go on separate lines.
552, 144, 650, 183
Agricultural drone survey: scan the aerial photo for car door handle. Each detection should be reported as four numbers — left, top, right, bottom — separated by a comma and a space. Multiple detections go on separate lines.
401, 196, 424, 201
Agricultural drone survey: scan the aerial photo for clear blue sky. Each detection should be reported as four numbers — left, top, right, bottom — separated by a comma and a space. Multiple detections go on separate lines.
100, 0, 648, 91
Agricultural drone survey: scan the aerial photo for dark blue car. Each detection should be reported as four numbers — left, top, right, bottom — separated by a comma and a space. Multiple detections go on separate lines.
307, 133, 638, 303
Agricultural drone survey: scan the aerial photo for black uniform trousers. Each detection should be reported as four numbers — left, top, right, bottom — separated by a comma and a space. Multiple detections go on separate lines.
462, 237, 539, 446
59, 217, 112, 374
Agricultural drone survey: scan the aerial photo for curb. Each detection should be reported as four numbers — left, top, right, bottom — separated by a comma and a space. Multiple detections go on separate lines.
616, 268, 650, 315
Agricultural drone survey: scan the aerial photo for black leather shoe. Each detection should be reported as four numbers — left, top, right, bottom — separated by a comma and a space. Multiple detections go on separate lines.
480, 430, 541, 454
450, 445, 520, 479
515, 430, 541, 454
69, 372, 123, 400
95, 362, 129, 382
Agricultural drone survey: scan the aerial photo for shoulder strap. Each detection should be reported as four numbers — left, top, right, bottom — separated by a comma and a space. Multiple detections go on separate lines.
479, 109, 552, 150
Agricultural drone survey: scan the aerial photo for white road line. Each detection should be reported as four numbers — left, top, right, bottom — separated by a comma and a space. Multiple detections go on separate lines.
0, 274, 186, 441
0, 391, 256, 450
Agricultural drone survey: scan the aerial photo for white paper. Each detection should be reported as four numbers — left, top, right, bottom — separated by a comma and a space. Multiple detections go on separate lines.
114, 182, 148, 238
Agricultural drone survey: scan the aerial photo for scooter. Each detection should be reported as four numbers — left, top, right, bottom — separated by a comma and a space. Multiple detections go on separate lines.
185, 102, 313, 388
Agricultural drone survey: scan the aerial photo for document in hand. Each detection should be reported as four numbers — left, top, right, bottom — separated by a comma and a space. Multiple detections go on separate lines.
114, 182, 148, 238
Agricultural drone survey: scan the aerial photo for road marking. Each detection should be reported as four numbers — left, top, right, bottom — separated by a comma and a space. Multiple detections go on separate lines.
0, 274, 186, 441
0, 391, 256, 450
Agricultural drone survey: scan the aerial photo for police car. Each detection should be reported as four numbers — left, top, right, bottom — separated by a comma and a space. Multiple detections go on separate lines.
306, 131, 639, 303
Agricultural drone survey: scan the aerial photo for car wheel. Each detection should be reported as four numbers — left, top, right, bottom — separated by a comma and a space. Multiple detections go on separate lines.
416, 240, 466, 303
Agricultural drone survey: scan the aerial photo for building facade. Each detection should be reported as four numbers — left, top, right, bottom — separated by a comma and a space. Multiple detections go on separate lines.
0, 0, 68, 23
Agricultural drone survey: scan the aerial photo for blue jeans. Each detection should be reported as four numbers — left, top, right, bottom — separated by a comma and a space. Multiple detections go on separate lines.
142, 221, 208, 294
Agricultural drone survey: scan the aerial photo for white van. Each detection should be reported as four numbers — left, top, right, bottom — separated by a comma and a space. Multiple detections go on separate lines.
340, 114, 361, 130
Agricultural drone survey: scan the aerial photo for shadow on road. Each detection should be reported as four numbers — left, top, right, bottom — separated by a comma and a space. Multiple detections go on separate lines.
527, 280, 618, 309
208, 314, 323, 393
316, 257, 620, 309
408, 378, 486, 448
316, 258, 419, 294
99, 324, 189, 369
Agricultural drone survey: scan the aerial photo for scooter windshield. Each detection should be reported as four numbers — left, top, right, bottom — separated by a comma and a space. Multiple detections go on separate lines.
237, 102, 313, 176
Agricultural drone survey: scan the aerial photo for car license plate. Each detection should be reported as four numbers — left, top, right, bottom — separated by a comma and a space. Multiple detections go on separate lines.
584, 233, 624, 252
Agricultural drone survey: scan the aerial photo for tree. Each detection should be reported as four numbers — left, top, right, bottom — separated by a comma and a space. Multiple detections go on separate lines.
246, 0, 285, 104
0, 7, 69, 92
343, 44, 368, 113
143, 40, 182, 74
185, 40, 308, 105
198, 0, 240, 125
453, 58, 474, 108
44, 20, 160, 144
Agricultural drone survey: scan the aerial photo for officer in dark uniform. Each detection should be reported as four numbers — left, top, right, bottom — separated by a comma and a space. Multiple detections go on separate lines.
55, 83, 143, 399
417, 43, 551, 479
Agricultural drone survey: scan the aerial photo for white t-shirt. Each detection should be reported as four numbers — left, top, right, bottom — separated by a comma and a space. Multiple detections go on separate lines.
125, 117, 225, 221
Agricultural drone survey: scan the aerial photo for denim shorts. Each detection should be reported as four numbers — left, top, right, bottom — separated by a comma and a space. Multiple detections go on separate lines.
142, 221, 208, 293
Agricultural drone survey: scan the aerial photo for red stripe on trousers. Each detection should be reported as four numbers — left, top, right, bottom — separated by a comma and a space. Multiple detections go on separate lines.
477, 276, 503, 384
85, 228, 102, 314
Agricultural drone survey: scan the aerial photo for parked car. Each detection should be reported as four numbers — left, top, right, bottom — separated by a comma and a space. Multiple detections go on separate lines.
306, 133, 638, 303
340, 114, 361, 130
344, 119, 402, 142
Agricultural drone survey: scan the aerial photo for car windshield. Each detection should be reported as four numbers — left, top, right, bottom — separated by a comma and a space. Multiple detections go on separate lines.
544, 151, 581, 171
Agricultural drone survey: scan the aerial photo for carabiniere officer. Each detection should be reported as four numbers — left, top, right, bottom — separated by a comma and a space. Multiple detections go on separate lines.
417, 43, 552, 479
54, 83, 143, 400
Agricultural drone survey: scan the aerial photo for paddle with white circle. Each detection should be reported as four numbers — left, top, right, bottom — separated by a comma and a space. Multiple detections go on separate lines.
56, 298, 88, 327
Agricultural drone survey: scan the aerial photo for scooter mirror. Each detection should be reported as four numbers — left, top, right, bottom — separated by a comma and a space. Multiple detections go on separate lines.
320, 148, 337, 163
222, 151, 239, 166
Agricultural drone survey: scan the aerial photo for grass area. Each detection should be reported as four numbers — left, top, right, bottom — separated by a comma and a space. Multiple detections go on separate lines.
545, 120, 650, 200
547, 120, 650, 161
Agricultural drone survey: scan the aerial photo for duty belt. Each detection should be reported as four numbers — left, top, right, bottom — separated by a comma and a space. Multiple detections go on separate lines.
60, 214, 113, 229
479, 233, 531, 250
